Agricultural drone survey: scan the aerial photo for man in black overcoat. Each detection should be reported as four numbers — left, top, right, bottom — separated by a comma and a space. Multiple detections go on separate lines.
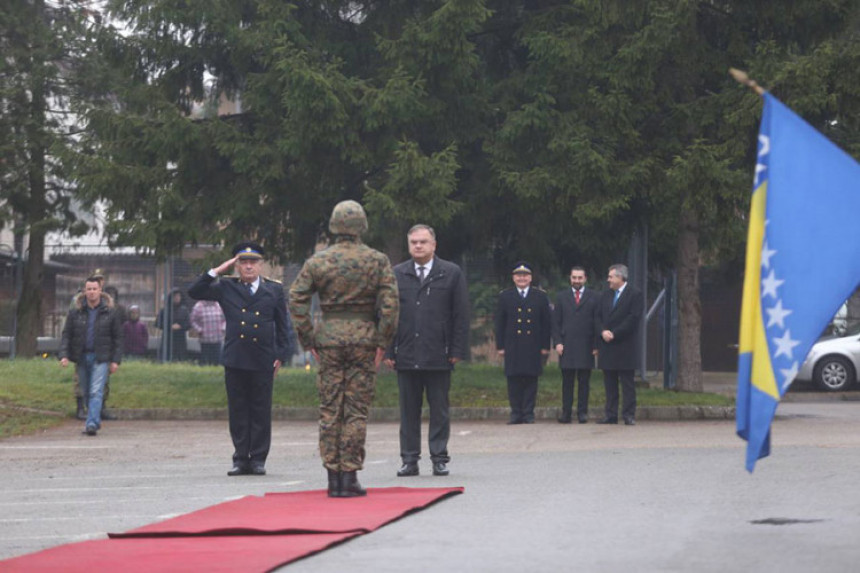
596, 263, 643, 425
495, 262, 551, 424
385, 224, 470, 478
552, 266, 599, 424
188, 242, 294, 476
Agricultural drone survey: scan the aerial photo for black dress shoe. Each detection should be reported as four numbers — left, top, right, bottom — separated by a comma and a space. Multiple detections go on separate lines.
557, 416, 572, 424
432, 462, 449, 476
227, 464, 250, 476
597, 418, 618, 425
624, 418, 636, 426
578, 416, 588, 424
524, 419, 535, 424
507, 419, 523, 425
397, 463, 419, 477
250, 464, 266, 475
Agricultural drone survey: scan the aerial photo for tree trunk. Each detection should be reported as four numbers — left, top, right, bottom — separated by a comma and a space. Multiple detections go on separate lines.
16, 33, 49, 359
675, 204, 703, 392
16, 233, 45, 358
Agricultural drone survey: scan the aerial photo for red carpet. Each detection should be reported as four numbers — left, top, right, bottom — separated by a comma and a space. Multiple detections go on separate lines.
0, 487, 463, 572
111, 487, 464, 537
0, 533, 361, 572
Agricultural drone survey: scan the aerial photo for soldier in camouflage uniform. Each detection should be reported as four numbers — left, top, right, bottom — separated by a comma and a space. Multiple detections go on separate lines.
289, 200, 399, 498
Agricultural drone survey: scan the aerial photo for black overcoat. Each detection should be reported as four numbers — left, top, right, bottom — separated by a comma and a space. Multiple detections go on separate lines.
552, 287, 598, 370
596, 284, 643, 370
188, 274, 292, 371
495, 287, 551, 377
387, 256, 470, 371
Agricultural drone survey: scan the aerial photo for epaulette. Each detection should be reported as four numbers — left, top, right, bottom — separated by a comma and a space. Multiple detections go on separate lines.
263, 276, 282, 284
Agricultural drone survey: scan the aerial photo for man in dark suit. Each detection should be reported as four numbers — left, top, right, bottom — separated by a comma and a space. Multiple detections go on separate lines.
552, 266, 598, 424
188, 242, 294, 476
495, 262, 551, 424
596, 263, 643, 425
385, 224, 470, 478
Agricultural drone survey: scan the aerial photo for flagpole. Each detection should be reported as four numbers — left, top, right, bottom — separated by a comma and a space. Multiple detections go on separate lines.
729, 68, 766, 96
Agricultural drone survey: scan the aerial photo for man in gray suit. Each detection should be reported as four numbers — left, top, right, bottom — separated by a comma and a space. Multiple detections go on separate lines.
552, 266, 599, 424
596, 263, 643, 425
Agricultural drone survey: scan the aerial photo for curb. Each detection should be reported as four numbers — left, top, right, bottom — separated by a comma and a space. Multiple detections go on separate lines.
103, 405, 736, 422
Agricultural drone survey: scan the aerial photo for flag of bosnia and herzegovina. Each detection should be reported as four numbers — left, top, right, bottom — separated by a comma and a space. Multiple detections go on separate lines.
737, 93, 860, 472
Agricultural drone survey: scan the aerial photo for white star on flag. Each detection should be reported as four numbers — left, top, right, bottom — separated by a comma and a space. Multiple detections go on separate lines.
761, 269, 785, 300
765, 299, 793, 329
780, 362, 799, 391
773, 329, 800, 360
760, 241, 777, 269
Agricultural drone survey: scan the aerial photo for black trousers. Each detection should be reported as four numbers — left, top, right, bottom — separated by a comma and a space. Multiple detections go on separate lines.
602, 369, 636, 421
397, 370, 451, 464
224, 366, 274, 466
561, 368, 591, 419
507, 375, 538, 423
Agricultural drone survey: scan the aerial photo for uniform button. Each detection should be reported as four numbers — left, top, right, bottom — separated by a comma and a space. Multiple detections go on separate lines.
527, 330, 531, 334
517, 308, 522, 312
528, 308, 532, 312
254, 324, 258, 328
517, 330, 522, 334
240, 334, 245, 339
416, 301, 420, 305
517, 319, 522, 323
527, 319, 531, 324
255, 311, 260, 316
415, 333, 419, 337
242, 309, 246, 313
241, 321, 245, 326
253, 337, 258, 342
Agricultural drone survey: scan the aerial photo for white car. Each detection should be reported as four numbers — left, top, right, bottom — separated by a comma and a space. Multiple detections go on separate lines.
796, 323, 860, 391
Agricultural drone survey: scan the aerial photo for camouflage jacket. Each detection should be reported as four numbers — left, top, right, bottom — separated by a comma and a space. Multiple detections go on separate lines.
289, 236, 399, 349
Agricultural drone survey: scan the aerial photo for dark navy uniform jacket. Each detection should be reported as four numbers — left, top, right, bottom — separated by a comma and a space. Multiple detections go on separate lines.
495, 287, 551, 377
188, 273, 293, 371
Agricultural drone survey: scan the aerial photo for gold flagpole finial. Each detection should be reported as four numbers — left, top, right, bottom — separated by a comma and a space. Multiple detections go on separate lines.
729, 68, 766, 96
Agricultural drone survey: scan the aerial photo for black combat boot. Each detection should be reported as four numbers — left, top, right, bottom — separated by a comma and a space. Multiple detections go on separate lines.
75, 398, 86, 421
327, 469, 342, 498
339, 471, 367, 498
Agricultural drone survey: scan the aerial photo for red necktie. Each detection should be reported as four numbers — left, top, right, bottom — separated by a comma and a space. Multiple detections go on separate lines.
574, 289, 580, 305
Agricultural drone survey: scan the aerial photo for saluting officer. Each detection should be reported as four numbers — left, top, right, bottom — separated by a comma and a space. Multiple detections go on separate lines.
188, 242, 294, 476
495, 261, 551, 424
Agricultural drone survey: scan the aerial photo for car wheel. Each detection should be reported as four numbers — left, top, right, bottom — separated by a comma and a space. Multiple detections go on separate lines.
813, 356, 856, 392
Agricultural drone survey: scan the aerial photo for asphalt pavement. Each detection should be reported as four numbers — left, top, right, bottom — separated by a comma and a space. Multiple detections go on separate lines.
2, 392, 860, 572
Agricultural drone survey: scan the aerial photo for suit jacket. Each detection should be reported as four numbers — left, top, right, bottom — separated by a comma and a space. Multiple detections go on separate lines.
387, 256, 470, 370
552, 287, 598, 370
495, 287, 551, 377
188, 273, 292, 371
596, 283, 643, 370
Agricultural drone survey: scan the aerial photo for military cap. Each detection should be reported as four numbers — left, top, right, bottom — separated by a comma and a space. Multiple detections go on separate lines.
232, 241, 265, 260
511, 261, 533, 275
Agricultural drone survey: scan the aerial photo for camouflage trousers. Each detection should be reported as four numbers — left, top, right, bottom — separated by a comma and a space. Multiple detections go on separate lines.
316, 346, 377, 472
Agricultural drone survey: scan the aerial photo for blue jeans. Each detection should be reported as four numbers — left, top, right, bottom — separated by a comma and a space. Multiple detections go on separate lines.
77, 353, 108, 429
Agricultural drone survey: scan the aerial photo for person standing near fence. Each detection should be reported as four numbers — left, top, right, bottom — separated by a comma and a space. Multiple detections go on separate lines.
190, 299, 226, 366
